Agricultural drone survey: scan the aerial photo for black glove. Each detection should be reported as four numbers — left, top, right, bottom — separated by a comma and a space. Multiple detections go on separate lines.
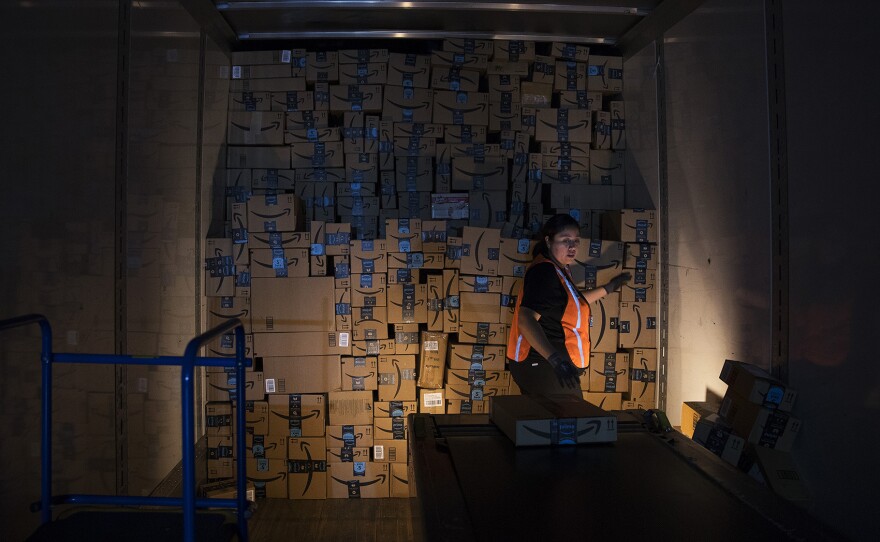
546, 351, 582, 390
604, 272, 632, 294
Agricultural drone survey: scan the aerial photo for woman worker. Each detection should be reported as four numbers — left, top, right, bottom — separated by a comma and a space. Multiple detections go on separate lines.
507, 214, 630, 399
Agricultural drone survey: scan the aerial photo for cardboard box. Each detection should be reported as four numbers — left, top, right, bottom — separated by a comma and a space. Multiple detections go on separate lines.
719, 390, 801, 452
497, 238, 534, 279
618, 301, 658, 348
387, 283, 427, 324
393, 324, 420, 355
394, 136, 437, 157
339, 49, 390, 64
459, 227, 500, 276
373, 417, 408, 442
592, 110, 611, 150
240, 400, 270, 436
268, 394, 326, 437
551, 42, 590, 62
457, 322, 507, 345
489, 102, 522, 132
286, 110, 329, 130
458, 274, 503, 294
417, 331, 448, 389
442, 38, 493, 56
390, 463, 411, 498
555, 60, 588, 91
445, 399, 489, 414
720, 359, 797, 412
447, 343, 506, 371
284, 127, 340, 145
270, 90, 315, 112
253, 332, 352, 357
419, 388, 446, 414
386, 218, 423, 252
350, 273, 387, 307
431, 67, 481, 92
569, 240, 625, 290
530, 56, 556, 87
227, 146, 289, 169
603, 209, 657, 243
305, 51, 338, 82
290, 142, 345, 169
326, 424, 374, 449
338, 62, 388, 85
590, 149, 625, 186
493, 40, 536, 62
432, 90, 489, 126
451, 157, 508, 191
625, 348, 657, 405
327, 462, 389, 498
350, 239, 388, 274
387, 54, 431, 88
621, 268, 657, 303
245, 193, 304, 233
205, 237, 236, 297
207, 295, 252, 334
490, 395, 617, 446
588, 55, 623, 94
692, 414, 745, 467
749, 447, 812, 503
536, 108, 591, 143
609, 100, 626, 149
383, 85, 433, 123
246, 434, 289, 460
328, 391, 374, 425
287, 437, 327, 499
373, 440, 408, 464
378, 355, 417, 401
351, 338, 395, 358
207, 436, 234, 477
558, 90, 603, 111
680, 400, 721, 440
459, 292, 501, 323
206, 371, 264, 403
588, 352, 630, 393
446, 368, 509, 391
227, 111, 284, 145
232, 64, 293, 80
329, 84, 383, 113
352, 305, 389, 341
623, 242, 657, 270
245, 458, 288, 499
205, 401, 232, 437
229, 76, 307, 93
588, 292, 620, 354
340, 356, 379, 391
431, 51, 488, 72
251, 277, 335, 333
326, 447, 371, 463
262, 355, 342, 394
250, 168, 295, 191
499, 276, 522, 325
248, 248, 310, 278
201, 478, 256, 503
373, 401, 419, 418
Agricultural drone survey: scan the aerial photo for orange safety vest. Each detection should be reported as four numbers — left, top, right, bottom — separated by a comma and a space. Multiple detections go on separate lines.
506, 255, 591, 368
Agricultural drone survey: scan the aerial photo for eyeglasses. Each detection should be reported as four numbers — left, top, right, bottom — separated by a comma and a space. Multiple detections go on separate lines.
553, 238, 581, 248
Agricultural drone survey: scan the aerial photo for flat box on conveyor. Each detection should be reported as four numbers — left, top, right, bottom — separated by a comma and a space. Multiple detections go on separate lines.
490, 395, 617, 447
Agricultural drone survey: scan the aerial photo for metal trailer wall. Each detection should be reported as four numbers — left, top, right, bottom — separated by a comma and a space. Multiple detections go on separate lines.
650, 0, 880, 540
0, 2, 229, 540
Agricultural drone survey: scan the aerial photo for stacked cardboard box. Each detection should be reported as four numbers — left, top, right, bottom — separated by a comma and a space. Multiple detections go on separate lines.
681, 359, 809, 503
208, 41, 644, 500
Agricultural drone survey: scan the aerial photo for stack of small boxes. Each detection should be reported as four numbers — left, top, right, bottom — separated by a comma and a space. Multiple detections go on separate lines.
205, 39, 654, 501
681, 360, 807, 502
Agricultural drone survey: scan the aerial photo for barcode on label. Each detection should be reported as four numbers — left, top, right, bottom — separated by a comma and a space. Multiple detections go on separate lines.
339, 332, 350, 347
231, 65, 242, 79
373, 445, 384, 460
423, 392, 443, 407
265, 379, 276, 394
424, 340, 439, 352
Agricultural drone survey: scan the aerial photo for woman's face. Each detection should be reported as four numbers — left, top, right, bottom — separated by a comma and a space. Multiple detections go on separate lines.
547, 226, 580, 266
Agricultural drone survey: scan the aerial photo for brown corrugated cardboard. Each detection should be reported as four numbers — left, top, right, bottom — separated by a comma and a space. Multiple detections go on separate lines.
680, 400, 721, 439
457, 321, 507, 345
327, 462, 389, 498
245, 193, 304, 233
445, 399, 489, 414
624, 348, 657, 406
497, 238, 534, 278
340, 356, 379, 391
720, 359, 797, 412
387, 54, 432, 88
588, 352, 630, 393
232, 49, 302, 66
378, 355, 417, 401
618, 301, 658, 349
432, 90, 489, 126
387, 283, 427, 324
570, 239, 625, 290
227, 111, 284, 145
621, 268, 657, 303
393, 324, 420, 355
350, 239, 388, 274
205, 238, 236, 297
451, 157, 508, 191
530, 56, 556, 87
326, 447, 370, 463
459, 227, 500, 276
351, 338, 395, 358
207, 295, 251, 333
373, 440, 408, 464
270, 90, 315, 112
338, 62, 387, 85
431, 67, 481, 92
431, 51, 488, 72
248, 248, 309, 278
489, 102, 522, 132
268, 394, 326, 437
719, 390, 802, 452
609, 100, 626, 149
305, 51, 339, 82
490, 395, 617, 447
230, 77, 307, 93
284, 127, 340, 145
551, 42, 590, 62
383, 85, 433, 123
442, 39, 493, 56
459, 292, 501, 323
207, 371, 264, 403
592, 110, 611, 150
290, 142, 345, 169
253, 331, 352, 357
286, 110, 329, 130
555, 60, 588, 91
374, 401, 419, 418
386, 218, 423, 253
558, 90, 603, 111
536, 108, 591, 143
352, 305, 389, 341
623, 242, 657, 270
287, 437, 327, 499
590, 149, 625, 186
328, 391, 374, 425
207, 436, 234, 477
261, 355, 342, 395
250, 168, 296, 191
692, 414, 745, 467
240, 400, 270, 436
542, 153, 590, 172
227, 146, 290, 169
394, 136, 437, 157
419, 389, 446, 414
487, 60, 530, 77
443, 124, 487, 144
448, 343, 506, 371
587, 55, 624, 94
446, 368, 509, 391
251, 277, 335, 333
326, 424, 374, 449
390, 463, 411, 498
588, 292, 619, 354
245, 458, 288, 499
373, 417, 408, 442
493, 40, 536, 62
339, 49, 390, 64
417, 331, 448, 389
458, 274, 503, 294
500, 276, 522, 325
201, 478, 256, 502
329, 84, 383, 112
350, 273, 387, 307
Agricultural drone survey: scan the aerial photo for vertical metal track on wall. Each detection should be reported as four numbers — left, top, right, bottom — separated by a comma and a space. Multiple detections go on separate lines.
655, 41, 669, 413
194, 29, 207, 438
765, 0, 789, 383
114, 0, 132, 496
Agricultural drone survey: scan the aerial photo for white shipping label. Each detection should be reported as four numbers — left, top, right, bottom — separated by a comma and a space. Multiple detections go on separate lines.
339, 332, 350, 347
424, 340, 439, 352
423, 392, 443, 407
374, 445, 385, 460
232, 65, 242, 79
265, 379, 276, 393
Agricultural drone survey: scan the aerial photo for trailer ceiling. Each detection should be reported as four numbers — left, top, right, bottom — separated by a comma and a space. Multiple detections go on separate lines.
180, 0, 705, 58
